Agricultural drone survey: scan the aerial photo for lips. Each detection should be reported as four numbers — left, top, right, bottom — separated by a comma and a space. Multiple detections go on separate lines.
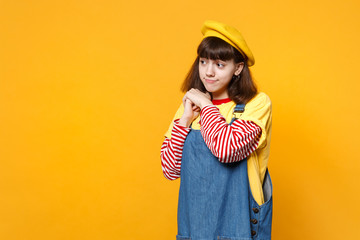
205, 78, 217, 84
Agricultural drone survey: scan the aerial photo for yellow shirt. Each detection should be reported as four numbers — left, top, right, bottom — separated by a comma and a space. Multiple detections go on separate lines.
165, 92, 272, 205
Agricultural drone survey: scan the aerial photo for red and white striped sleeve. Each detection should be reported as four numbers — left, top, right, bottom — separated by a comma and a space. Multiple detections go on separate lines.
161, 119, 191, 180
200, 105, 262, 163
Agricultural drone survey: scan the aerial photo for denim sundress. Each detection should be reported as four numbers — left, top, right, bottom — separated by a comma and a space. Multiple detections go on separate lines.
177, 104, 273, 240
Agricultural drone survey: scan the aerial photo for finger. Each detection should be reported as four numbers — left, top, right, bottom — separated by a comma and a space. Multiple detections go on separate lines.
183, 93, 190, 106
187, 98, 196, 107
189, 88, 199, 94
184, 99, 193, 112
191, 88, 208, 99
185, 91, 196, 103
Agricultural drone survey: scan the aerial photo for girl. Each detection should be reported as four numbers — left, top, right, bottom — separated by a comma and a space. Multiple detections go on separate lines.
161, 20, 273, 240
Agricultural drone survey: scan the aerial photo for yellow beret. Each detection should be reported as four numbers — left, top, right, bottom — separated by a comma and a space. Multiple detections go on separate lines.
201, 20, 255, 66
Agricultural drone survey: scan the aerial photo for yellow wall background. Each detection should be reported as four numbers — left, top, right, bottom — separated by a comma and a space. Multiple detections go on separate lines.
1, 0, 360, 239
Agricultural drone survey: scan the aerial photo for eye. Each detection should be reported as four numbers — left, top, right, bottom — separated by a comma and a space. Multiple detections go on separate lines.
216, 61, 225, 68
199, 59, 207, 65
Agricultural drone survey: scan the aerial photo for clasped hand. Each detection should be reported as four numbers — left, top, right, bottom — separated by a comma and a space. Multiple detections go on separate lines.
179, 89, 212, 128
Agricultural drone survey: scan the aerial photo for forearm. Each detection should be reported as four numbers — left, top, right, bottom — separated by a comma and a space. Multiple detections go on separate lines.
200, 105, 262, 163
160, 120, 190, 180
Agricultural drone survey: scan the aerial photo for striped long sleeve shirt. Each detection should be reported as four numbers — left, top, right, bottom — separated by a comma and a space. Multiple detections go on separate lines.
161, 105, 262, 180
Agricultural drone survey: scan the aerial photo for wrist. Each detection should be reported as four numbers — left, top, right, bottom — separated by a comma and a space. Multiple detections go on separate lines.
200, 99, 213, 109
179, 116, 192, 128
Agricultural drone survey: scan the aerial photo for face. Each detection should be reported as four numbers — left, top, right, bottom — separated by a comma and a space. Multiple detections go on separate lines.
199, 57, 244, 99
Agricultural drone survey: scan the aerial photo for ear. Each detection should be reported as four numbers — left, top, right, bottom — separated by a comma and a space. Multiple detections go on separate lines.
234, 62, 244, 76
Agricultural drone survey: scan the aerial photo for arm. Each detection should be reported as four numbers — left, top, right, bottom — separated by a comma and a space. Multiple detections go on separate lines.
161, 97, 201, 180
160, 119, 191, 180
200, 105, 262, 163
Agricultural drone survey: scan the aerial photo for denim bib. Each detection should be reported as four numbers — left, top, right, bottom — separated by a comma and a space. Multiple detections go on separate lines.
177, 104, 273, 240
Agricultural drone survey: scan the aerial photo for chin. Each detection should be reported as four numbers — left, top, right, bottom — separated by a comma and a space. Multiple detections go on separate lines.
203, 85, 215, 93
205, 88, 217, 94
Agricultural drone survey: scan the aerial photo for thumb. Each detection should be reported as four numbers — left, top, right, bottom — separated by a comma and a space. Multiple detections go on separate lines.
184, 98, 193, 110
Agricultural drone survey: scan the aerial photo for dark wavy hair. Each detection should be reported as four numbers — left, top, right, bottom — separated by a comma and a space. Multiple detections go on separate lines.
181, 37, 257, 104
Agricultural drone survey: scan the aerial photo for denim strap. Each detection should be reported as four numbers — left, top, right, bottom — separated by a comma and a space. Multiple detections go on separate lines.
230, 103, 246, 124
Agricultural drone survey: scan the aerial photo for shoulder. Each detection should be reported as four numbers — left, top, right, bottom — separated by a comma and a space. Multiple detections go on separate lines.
242, 92, 272, 116
240, 92, 272, 123
246, 92, 272, 110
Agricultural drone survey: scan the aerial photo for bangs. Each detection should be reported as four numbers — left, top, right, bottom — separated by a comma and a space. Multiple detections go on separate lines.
197, 37, 239, 61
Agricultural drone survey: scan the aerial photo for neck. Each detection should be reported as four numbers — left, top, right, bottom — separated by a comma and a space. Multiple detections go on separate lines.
212, 90, 229, 100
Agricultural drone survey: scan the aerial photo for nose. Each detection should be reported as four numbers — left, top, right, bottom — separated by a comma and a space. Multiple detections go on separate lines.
205, 63, 215, 77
